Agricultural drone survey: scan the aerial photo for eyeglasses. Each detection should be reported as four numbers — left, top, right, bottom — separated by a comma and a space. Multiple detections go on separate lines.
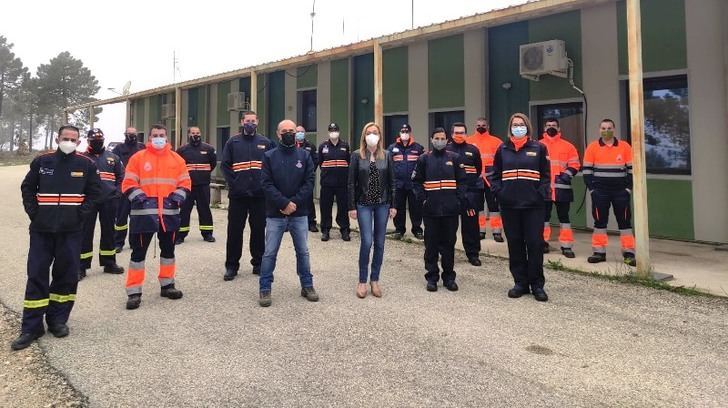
452, 131, 466, 135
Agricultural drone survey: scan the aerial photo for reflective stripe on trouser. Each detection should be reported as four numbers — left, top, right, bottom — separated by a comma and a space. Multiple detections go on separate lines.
543, 222, 552, 242
127, 230, 176, 295
115, 197, 132, 247
179, 184, 213, 238
559, 223, 574, 248
483, 188, 502, 234
479, 211, 503, 234
620, 228, 635, 255
22, 230, 82, 334
592, 228, 608, 253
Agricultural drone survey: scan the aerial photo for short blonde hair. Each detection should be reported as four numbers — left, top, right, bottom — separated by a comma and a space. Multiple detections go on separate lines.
358, 122, 385, 160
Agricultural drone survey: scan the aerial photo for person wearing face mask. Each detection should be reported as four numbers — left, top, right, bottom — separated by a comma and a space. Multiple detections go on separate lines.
13, 125, 103, 350
317, 122, 351, 242
221, 111, 274, 280
489, 113, 551, 302
294, 125, 319, 233
412, 128, 469, 292
348, 122, 397, 298
112, 127, 145, 253
175, 127, 217, 245
582, 119, 636, 267
539, 118, 581, 258
121, 124, 191, 310
446, 122, 484, 266
258, 119, 318, 307
386, 123, 425, 240
79, 128, 125, 281
467, 117, 505, 243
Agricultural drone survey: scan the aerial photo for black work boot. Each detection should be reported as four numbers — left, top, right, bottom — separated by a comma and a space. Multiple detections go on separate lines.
561, 248, 576, 258
11, 331, 44, 351
479, 232, 486, 240
414, 232, 424, 240
78, 269, 87, 281
203, 235, 216, 243
588, 253, 607, 263
174, 236, 184, 245
160, 284, 183, 300
623, 253, 637, 267
493, 233, 504, 242
126, 294, 142, 310
104, 264, 125, 274
543, 242, 551, 253
224, 268, 238, 281
301, 287, 319, 302
341, 229, 351, 242
48, 324, 69, 338
532, 288, 549, 302
508, 285, 529, 298
321, 230, 330, 242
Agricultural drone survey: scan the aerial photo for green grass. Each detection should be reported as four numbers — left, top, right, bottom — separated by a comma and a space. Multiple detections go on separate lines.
0, 151, 35, 167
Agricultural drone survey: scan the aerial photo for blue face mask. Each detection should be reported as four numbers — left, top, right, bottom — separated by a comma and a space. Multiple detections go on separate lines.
511, 126, 528, 138
295, 132, 305, 142
151, 137, 167, 150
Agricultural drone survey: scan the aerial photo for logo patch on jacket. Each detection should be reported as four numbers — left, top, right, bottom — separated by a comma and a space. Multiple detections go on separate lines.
322, 147, 329, 154
392, 147, 400, 153
459, 163, 465, 168
616, 154, 623, 162
446, 161, 453, 166
106, 157, 115, 166
257, 144, 266, 149
296, 160, 303, 169
71, 171, 84, 178
144, 162, 152, 171
340, 148, 347, 151
526, 151, 537, 157
201, 151, 208, 154
39, 167, 54, 176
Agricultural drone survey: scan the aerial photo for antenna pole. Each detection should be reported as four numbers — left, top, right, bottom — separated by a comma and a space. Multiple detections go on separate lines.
310, 0, 316, 52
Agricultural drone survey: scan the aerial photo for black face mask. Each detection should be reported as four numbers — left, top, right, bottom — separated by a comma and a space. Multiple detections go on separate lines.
125, 134, 137, 144
89, 140, 105, 153
190, 135, 202, 146
281, 132, 296, 147
546, 127, 559, 137
476, 127, 487, 134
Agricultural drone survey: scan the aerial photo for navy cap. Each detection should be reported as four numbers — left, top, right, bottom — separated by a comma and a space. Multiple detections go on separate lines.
328, 122, 340, 131
87, 128, 104, 140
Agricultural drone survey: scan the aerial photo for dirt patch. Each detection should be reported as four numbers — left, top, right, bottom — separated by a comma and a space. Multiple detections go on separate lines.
0, 303, 87, 407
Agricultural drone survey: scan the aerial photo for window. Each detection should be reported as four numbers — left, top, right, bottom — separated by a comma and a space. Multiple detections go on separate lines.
428, 110, 464, 140
298, 90, 317, 132
217, 127, 230, 152
534, 102, 585, 154
624, 75, 690, 174
384, 115, 409, 147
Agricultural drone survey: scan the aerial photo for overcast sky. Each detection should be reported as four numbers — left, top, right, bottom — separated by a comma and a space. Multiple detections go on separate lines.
4, 0, 526, 143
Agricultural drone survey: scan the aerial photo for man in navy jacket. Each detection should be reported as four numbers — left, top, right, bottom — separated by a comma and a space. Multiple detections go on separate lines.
258, 119, 318, 307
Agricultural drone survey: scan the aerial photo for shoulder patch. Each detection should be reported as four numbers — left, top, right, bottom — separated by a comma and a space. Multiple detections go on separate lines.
340, 147, 347, 151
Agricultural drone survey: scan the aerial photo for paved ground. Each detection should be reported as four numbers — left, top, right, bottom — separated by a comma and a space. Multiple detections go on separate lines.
1, 164, 728, 407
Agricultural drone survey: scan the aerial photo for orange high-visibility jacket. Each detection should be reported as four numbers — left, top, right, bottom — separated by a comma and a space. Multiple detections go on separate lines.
540, 133, 581, 201
467, 131, 503, 186
122, 143, 191, 231
582, 138, 633, 191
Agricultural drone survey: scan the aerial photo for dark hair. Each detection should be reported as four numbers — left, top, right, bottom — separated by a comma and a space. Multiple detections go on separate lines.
242, 110, 257, 118
476, 117, 489, 124
431, 127, 447, 138
601, 118, 616, 127
187, 126, 200, 135
149, 124, 168, 134
451, 122, 468, 134
58, 125, 80, 136
545, 117, 560, 126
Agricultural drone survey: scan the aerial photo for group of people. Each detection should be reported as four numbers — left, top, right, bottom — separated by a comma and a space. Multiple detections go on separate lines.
12, 110, 637, 350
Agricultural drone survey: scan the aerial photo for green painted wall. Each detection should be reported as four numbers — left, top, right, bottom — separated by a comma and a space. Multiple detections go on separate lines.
297, 64, 318, 89
198, 86, 208, 132
353, 53, 374, 147
528, 10, 583, 101
257, 73, 267, 134
646, 179, 693, 239
617, 0, 687, 74
488, 22, 530, 137
428, 34, 465, 109
134, 99, 146, 132
383, 46, 408, 114
188, 87, 199, 126
267, 70, 286, 137
330, 58, 350, 143
217, 81, 230, 126
148, 95, 161, 124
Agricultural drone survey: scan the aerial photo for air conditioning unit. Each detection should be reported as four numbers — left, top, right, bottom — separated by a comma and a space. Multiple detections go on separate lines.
161, 103, 176, 119
519, 39, 569, 81
227, 92, 249, 111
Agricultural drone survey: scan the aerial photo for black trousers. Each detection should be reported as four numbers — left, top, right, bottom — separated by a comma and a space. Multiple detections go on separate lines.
460, 208, 481, 259
501, 207, 545, 290
114, 197, 131, 247
22, 230, 82, 334
225, 197, 266, 272
544, 201, 571, 224
423, 215, 459, 284
393, 187, 423, 234
319, 185, 350, 232
81, 198, 118, 270
308, 196, 317, 228
179, 184, 214, 239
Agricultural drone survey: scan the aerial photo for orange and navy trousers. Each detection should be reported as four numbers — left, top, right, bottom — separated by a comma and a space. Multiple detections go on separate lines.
543, 201, 574, 249
590, 189, 635, 255
126, 229, 177, 295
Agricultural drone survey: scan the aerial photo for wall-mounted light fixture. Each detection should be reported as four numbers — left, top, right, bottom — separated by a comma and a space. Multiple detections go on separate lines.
361, 97, 369, 105
501, 82, 512, 90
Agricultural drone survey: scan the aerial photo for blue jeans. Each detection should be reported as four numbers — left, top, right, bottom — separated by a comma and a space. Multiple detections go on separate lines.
357, 203, 389, 283
259, 216, 313, 292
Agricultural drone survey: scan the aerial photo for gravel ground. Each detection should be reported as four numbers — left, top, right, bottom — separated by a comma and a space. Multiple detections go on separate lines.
1, 165, 727, 407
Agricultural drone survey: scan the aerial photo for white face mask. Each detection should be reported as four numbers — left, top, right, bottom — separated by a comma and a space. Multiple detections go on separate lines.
365, 133, 380, 147
58, 141, 77, 155
151, 137, 167, 150
400, 132, 410, 141
329, 132, 339, 140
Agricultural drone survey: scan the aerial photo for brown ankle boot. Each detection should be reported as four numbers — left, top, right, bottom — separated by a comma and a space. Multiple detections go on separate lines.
356, 283, 368, 298
370, 281, 382, 298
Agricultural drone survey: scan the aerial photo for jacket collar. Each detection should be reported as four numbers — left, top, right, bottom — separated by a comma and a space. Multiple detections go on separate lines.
598, 137, 619, 147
